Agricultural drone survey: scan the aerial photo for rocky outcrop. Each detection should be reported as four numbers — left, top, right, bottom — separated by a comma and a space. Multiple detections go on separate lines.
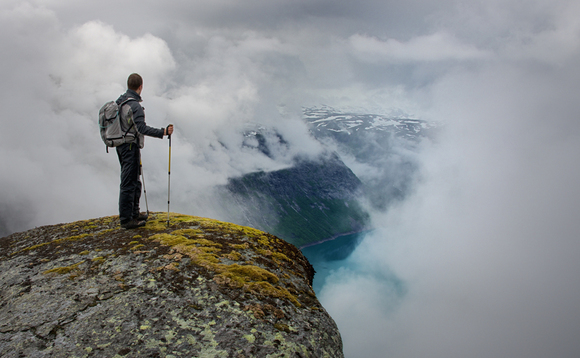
0, 213, 343, 357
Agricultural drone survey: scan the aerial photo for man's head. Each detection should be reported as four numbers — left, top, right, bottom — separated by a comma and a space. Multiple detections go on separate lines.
127, 73, 143, 94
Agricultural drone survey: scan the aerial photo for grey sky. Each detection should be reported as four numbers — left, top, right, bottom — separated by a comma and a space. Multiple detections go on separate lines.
1, 0, 580, 357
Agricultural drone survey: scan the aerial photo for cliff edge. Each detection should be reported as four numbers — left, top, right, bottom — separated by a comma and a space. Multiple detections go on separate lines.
0, 212, 343, 357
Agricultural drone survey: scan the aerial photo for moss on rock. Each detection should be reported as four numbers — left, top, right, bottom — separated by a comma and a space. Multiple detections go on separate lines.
0, 212, 341, 357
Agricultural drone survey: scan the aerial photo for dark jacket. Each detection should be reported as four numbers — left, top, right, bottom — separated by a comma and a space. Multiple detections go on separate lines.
116, 89, 164, 146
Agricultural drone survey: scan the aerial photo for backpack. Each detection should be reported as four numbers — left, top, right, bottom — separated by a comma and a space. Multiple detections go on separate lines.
98, 98, 142, 152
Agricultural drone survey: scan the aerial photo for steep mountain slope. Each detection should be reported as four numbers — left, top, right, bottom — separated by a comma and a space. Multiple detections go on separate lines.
220, 153, 369, 248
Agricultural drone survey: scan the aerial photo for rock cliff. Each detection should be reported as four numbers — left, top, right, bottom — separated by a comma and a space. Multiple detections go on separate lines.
0, 213, 343, 357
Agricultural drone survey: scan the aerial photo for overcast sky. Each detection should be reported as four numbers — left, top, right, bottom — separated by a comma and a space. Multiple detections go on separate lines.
1, 0, 580, 357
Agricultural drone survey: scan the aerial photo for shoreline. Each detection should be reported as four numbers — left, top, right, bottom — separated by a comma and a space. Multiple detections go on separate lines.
298, 229, 371, 250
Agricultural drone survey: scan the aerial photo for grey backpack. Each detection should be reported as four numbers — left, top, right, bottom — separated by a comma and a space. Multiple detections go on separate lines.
98, 98, 142, 152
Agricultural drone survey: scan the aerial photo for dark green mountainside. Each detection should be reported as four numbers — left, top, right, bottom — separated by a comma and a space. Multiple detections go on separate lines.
219, 153, 369, 248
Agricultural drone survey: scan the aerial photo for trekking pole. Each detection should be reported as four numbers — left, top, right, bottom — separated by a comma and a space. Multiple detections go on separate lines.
140, 158, 149, 216
167, 128, 172, 227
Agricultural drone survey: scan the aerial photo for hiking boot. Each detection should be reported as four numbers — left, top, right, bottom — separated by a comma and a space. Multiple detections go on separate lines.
134, 212, 149, 221
121, 219, 146, 230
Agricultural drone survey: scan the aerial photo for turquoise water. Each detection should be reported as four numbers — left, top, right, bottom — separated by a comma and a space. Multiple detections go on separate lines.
300, 232, 367, 293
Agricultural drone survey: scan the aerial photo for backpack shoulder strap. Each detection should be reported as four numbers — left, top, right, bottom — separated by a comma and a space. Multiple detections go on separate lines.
119, 97, 137, 108
119, 97, 139, 138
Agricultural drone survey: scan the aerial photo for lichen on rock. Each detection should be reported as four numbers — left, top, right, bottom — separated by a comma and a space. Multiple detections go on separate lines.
0, 212, 344, 357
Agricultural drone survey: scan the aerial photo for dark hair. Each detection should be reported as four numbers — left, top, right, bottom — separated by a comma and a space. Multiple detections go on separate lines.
127, 73, 143, 91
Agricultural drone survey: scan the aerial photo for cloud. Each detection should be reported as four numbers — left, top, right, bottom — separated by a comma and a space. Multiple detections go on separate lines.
322, 109, 580, 357
0, 1, 325, 232
319, 10, 580, 356
349, 32, 490, 63
0, 6, 177, 230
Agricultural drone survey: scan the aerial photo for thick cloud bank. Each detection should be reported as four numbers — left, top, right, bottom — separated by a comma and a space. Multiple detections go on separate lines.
2, 1, 580, 357
320, 63, 580, 357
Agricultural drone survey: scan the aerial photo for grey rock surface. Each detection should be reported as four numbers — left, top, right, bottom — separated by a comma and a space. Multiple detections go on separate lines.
0, 213, 343, 357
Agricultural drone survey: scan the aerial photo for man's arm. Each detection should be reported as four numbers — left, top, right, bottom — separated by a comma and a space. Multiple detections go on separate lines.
130, 102, 165, 138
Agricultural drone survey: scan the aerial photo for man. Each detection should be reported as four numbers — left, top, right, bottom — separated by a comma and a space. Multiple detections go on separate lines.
116, 73, 174, 229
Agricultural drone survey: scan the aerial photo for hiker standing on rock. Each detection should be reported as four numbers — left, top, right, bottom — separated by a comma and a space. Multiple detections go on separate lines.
116, 73, 173, 229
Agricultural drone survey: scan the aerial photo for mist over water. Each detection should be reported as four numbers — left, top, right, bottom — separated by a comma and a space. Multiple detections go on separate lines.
317, 109, 580, 358
300, 232, 367, 293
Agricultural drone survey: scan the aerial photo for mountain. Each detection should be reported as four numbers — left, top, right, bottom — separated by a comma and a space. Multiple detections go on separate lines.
0, 212, 343, 357
304, 106, 437, 210
304, 106, 436, 142
218, 107, 435, 248
219, 152, 369, 248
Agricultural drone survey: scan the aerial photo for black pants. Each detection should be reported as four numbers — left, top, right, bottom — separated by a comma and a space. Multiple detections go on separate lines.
116, 143, 142, 224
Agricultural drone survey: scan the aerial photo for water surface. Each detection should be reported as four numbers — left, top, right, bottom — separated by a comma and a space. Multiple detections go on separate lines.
300, 232, 367, 293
